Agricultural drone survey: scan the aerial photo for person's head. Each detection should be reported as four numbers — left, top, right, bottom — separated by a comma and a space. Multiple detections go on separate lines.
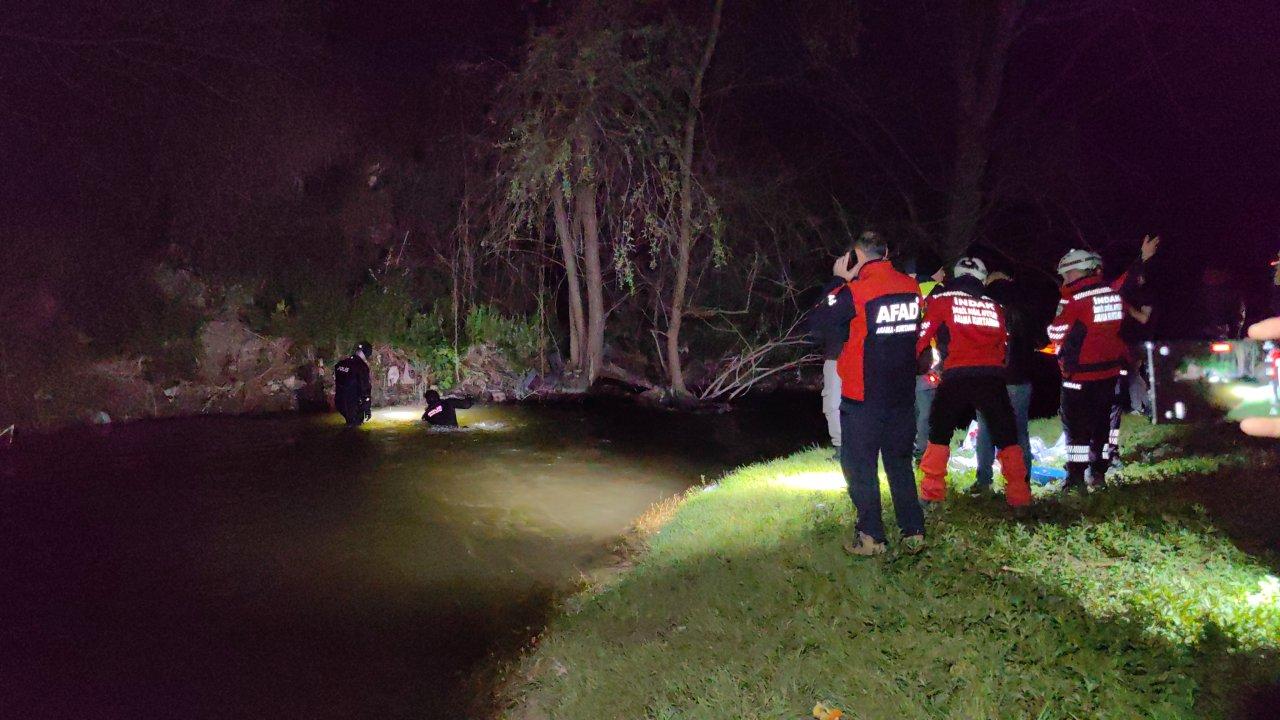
1056, 249, 1101, 285
850, 230, 888, 274
355, 341, 373, 360
953, 257, 988, 283
424, 389, 441, 405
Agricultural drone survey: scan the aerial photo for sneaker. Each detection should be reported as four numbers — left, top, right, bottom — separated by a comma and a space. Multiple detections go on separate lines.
842, 531, 886, 556
921, 499, 943, 517
901, 534, 926, 555
1010, 504, 1035, 521
829, 449, 841, 462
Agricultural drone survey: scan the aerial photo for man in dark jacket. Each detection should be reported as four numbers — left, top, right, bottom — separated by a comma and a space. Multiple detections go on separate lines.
971, 268, 1038, 495
421, 389, 474, 427
916, 258, 1033, 511
334, 342, 373, 426
828, 231, 926, 556
808, 262, 855, 457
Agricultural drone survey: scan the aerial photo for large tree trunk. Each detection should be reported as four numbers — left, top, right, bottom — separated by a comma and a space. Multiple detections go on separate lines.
550, 182, 585, 371
942, 0, 1023, 262
665, 0, 724, 399
576, 178, 606, 384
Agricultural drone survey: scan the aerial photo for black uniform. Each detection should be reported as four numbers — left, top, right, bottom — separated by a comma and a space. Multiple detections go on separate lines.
805, 277, 854, 361
421, 395, 474, 427
334, 354, 372, 426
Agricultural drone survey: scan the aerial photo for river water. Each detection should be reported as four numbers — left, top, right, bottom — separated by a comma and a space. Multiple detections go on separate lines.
2, 397, 821, 719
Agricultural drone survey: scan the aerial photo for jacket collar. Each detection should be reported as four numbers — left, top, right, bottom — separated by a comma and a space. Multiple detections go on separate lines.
856, 258, 894, 280
947, 275, 987, 297
1061, 273, 1107, 297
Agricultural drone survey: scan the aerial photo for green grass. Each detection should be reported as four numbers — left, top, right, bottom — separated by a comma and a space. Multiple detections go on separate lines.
501, 421, 1280, 719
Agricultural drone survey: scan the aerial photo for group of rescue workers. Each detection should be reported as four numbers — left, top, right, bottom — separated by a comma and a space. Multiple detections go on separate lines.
808, 231, 1161, 556
331, 341, 471, 428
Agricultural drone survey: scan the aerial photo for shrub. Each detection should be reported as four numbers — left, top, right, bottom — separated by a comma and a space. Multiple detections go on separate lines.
465, 304, 540, 370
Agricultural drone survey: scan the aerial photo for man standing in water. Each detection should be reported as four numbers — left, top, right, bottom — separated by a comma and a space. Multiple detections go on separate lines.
421, 389, 474, 427
334, 341, 373, 426
829, 231, 926, 556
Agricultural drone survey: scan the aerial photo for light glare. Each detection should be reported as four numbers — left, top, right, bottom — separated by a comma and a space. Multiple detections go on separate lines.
773, 470, 846, 491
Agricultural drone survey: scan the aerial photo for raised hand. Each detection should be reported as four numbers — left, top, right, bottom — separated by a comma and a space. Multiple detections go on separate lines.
1140, 235, 1161, 262
833, 252, 855, 281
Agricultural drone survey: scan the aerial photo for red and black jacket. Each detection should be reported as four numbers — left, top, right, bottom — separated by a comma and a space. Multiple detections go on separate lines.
916, 275, 1007, 379
1048, 274, 1127, 382
835, 260, 922, 404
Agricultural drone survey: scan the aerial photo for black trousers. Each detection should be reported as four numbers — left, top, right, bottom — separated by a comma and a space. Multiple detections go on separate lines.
335, 392, 364, 426
1061, 378, 1116, 486
840, 399, 924, 542
928, 374, 1019, 449
1107, 372, 1127, 461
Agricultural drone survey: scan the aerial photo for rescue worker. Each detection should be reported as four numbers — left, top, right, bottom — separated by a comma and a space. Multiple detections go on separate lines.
421, 389, 474, 427
916, 258, 1033, 512
824, 230, 926, 556
334, 341, 373, 426
914, 268, 945, 460
1048, 249, 1128, 490
805, 257, 855, 459
971, 266, 1037, 496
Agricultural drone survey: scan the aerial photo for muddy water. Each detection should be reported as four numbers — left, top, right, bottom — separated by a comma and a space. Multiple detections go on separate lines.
2, 397, 821, 719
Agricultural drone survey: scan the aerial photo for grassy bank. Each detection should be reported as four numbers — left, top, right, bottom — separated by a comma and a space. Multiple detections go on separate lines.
500, 421, 1280, 719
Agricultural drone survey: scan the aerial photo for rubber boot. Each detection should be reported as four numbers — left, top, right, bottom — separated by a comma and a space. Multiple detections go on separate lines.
919, 442, 950, 502
997, 445, 1032, 507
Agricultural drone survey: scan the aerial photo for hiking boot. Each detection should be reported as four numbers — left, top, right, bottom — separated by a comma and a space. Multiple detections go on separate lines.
966, 482, 993, 498
842, 531, 886, 557
901, 534, 926, 555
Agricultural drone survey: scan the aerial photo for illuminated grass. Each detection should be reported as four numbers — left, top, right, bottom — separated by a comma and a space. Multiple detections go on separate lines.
502, 427, 1280, 719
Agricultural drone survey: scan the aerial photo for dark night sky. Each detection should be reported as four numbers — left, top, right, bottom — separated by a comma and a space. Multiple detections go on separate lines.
3, 0, 1279, 337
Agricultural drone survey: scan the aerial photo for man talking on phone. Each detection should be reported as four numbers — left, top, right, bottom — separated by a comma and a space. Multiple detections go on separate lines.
830, 231, 926, 556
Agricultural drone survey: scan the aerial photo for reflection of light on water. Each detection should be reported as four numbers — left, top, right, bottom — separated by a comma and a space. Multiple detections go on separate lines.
374, 407, 424, 422
772, 470, 846, 491
367, 406, 515, 430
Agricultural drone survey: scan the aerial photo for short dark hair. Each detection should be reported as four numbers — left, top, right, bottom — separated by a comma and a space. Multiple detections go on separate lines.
852, 230, 887, 259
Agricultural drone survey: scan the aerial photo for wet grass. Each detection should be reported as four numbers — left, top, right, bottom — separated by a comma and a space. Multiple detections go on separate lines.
500, 420, 1280, 719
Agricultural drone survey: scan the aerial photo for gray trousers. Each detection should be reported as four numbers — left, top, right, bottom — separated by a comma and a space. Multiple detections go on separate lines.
822, 359, 842, 447
913, 375, 936, 458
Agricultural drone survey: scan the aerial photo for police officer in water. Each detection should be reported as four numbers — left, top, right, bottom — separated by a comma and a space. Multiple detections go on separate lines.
421, 389, 474, 427
334, 341, 373, 426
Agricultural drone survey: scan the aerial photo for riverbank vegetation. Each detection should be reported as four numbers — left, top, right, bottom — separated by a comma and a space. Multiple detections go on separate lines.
498, 421, 1280, 719
16, 1, 1213, 427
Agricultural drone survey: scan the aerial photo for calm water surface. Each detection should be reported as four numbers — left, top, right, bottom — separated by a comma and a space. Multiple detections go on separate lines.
2, 397, 821, 719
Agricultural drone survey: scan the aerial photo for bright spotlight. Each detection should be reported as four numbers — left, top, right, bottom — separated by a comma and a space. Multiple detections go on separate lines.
1229, 383, 1277, 403
1247, 575, 1280, 608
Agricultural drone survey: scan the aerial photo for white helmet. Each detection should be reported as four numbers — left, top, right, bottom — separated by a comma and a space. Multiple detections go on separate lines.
1056, 248, 1101, 277
953, 256, 988, 282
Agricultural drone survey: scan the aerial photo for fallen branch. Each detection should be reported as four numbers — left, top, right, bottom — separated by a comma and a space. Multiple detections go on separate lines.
697, 318, 820, 402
